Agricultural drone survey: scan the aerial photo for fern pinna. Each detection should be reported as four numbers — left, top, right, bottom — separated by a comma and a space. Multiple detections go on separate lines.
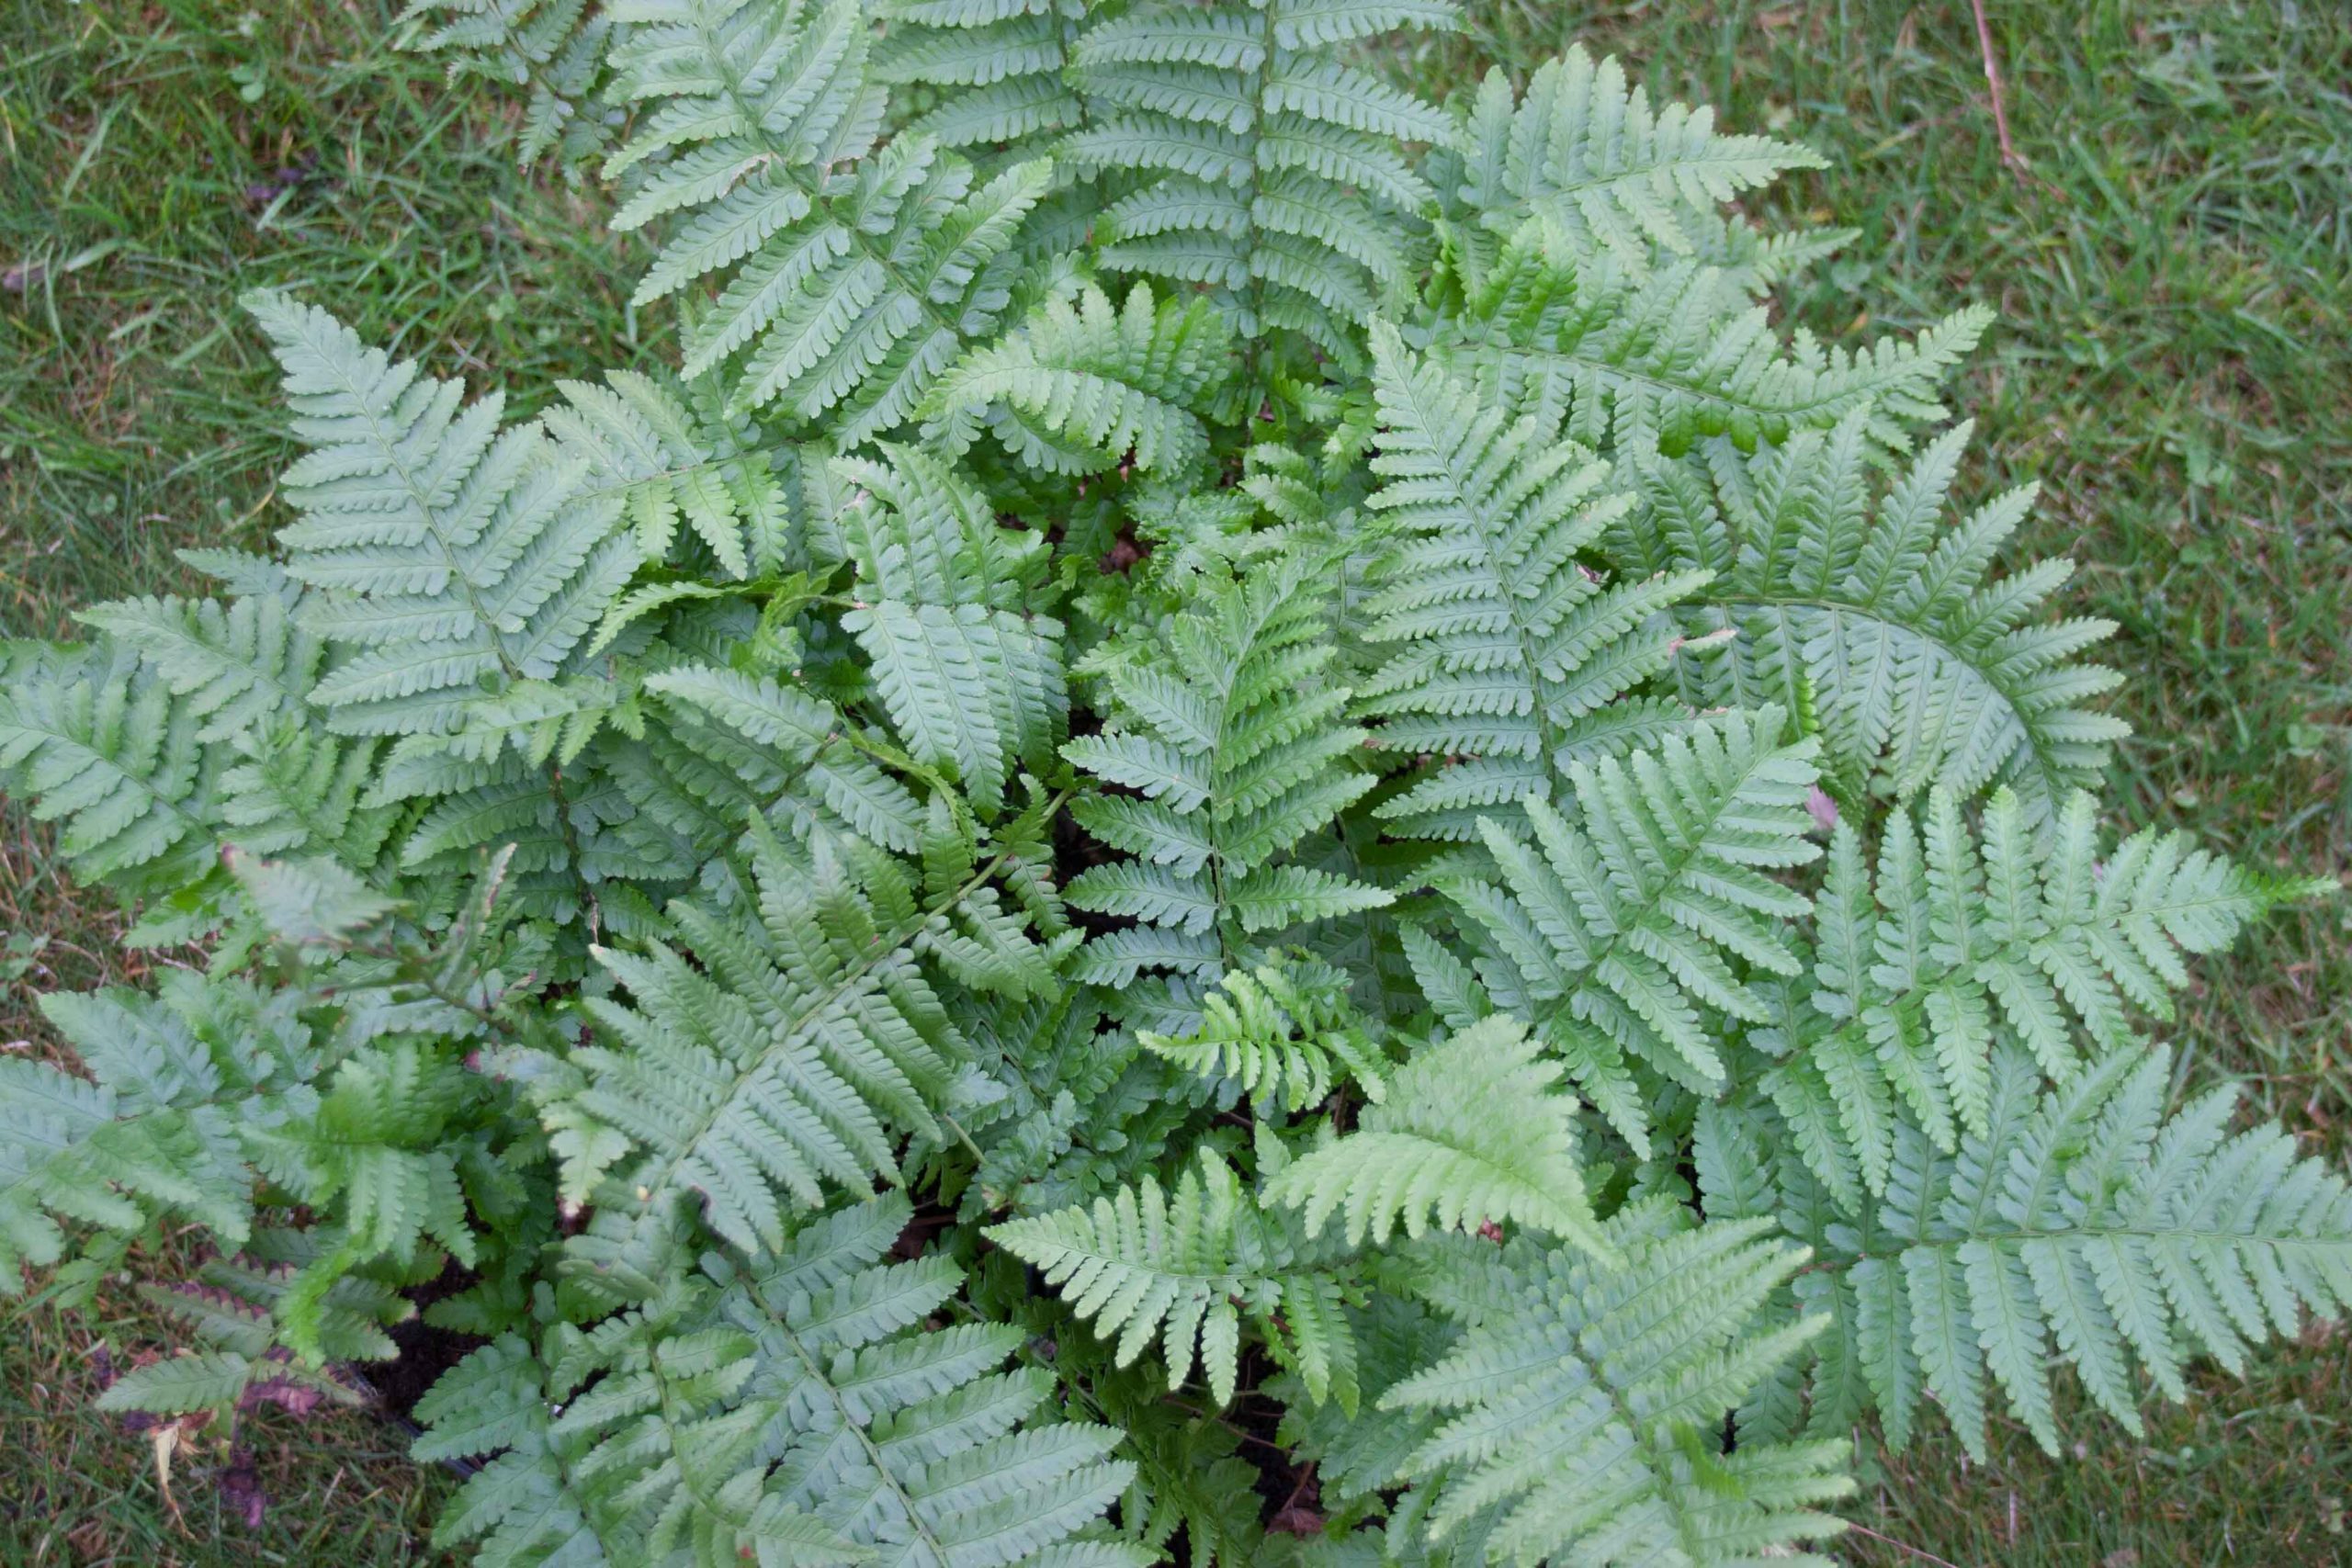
1, 5, 2342, 1564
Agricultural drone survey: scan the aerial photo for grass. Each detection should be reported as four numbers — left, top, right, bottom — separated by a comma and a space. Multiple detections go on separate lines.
1, 0, 2346, 1561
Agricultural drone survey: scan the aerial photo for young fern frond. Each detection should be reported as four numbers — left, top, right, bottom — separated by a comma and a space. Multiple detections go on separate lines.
1136, 955, 1386, 1114
989, 1148, 1359, 1410
1763, 787, 2312, 1206
1264, 1013, 1603, 1253
1380, 1200, 1853, 1567
609, 0, 1048, 435
1064, 547, 1390, 1002
1635, 412, 2130, 818
1754, 1047, 2352, 1461
1435, 707, 1820, 1152
1356, 318, 1709, 841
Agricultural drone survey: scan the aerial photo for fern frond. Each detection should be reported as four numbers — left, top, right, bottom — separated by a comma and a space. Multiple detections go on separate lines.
924, 280, 1234, 477
246, 291, 639, 750
401, 0, 617, 168
1767, 785, 2326, 1202
0, 641, 219, 893
412, 1334, 612, 1564
1447, 49, 1826, 274
1638, 413, 2130, 818
1265, 1013, 1603, 1254
1065, 547, 1390, 1002
989, 1148, 1355, 1408
1065, 0, 1458, 360
832, 443, 1067, 810
1384, 1200, 1853, 1566
875, 0, 1085, 160
1138, 956, 1385, 1113
561, 816, 1059, 1256
0, 976, 292, 1283
609, 0, 1048, 437
76, 560, 324, 744
1436, 707, 1820, 1150
1775, 1046, 2352, 1460
543, 367, 793, 581
1356, 318, 1710, 841
1433, 225, 1991, 461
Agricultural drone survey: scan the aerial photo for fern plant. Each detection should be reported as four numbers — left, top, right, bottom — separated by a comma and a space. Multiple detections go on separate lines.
6, 7, 2345, 1565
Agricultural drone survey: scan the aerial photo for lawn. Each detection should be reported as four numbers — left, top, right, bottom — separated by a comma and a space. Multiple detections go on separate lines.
2, 0, 2346, 1562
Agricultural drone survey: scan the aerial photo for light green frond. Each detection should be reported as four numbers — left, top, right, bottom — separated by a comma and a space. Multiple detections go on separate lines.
989, 1148, 1353, 1408
1069, 0, 1456, 360
1265, 1014, 1602, 1253
560, 817, 1057, 1255
1438, 707, 1817, 1134
1065, 548, 1388, 1007
1766, 787, 2314, 1201
832, 444, 1066, 809
245, 290, 639, 753
1780, 1046, 2352, 1461
1643, 413, 2129, 818
1383, 1201, 1852, 1567
1448, 49, 1825, 274
923, 280, 1234, 476
0, 641, 220, 894
1431, 227, 1991, 462
1357, 319, 1712, 841
609, 0, 1048, 437
1139, 957, 1385, 1113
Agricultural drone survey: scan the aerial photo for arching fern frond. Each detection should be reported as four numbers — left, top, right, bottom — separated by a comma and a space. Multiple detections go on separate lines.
246, 290, 639, 743
1430, 225, 1991, 461
1635, 412, 2129, 818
